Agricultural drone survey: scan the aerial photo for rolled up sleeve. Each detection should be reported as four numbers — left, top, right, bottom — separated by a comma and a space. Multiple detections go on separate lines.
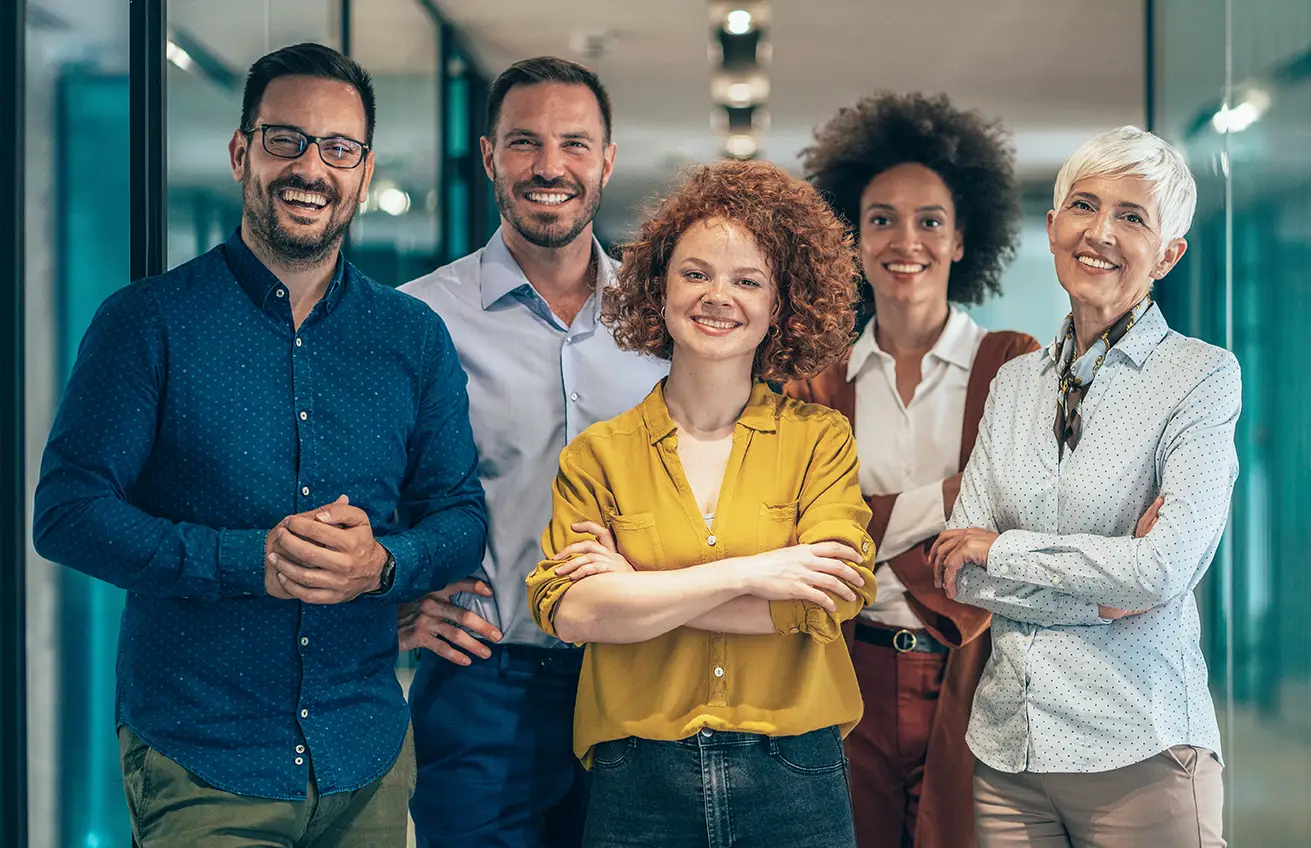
770, 414, 877, 642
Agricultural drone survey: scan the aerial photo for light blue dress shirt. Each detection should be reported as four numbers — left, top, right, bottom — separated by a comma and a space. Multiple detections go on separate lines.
401, 230, 670, 647
948, 303, 1240, 773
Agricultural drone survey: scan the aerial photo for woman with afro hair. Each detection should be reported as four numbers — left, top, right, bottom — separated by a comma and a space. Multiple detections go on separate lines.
527, 159, 879, 846
786, 92, 1038, 848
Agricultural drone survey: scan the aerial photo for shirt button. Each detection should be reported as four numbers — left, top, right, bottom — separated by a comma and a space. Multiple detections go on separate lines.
713, 666, 725, 678
569, 392, 580, 402
295, 757, 304, 766
788, 627, 800, 634
996, 565, 1009, 575
301, 486, 310, 496
707, 535, 717, 546
861, 541, 870, 553
1051, 575, 1063, 586
296, 745, 305, 754
295, 337, 303, 347
300, 709, 309, 718
299, 411, 308, 421
300, 637, 309, 646
275, 288, 286, 298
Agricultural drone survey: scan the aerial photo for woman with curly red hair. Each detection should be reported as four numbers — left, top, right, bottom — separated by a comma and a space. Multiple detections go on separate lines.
526, 159, 875, 847
786, 92, 1038, 848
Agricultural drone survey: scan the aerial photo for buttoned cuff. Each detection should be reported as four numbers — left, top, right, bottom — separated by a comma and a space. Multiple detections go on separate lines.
986, 529, 1063, 588
218, 529, 271, 598
769, 599, 806, 635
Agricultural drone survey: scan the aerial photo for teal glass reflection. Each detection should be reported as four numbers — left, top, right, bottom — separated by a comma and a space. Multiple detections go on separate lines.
57, 69, 132, 848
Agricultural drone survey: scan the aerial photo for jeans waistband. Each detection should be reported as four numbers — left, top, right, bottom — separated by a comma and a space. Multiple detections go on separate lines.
670, 726, 836, 749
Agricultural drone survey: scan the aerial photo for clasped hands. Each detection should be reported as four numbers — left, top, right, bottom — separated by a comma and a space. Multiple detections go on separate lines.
929, 495, 1165, 620
264, 494, 389, 604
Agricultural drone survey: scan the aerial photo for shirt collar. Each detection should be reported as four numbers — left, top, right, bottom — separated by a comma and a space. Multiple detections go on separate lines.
845, 305, 978, 382
642, 379, 780, 445
1046, 297, 1168, 370
479, 227, 613, 322
1112, 300, 1169, 367
223, 227, 347, 313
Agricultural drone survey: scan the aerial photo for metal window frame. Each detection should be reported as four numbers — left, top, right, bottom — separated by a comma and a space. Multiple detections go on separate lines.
130, 0, 168, 281
1, 0, 28, 844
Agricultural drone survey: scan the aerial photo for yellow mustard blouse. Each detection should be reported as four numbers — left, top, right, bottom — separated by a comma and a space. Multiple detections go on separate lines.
527, 380, 877, 762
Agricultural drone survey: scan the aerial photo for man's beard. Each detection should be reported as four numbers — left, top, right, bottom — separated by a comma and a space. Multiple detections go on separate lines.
243, 171, 357, 266
494, 168, 602, 249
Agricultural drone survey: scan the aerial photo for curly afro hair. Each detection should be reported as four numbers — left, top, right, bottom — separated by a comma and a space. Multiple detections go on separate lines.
802, 92, 1021, 327
603, 159, 859, 383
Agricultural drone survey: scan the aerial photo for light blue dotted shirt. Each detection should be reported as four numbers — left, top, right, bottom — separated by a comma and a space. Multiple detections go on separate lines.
33, 229, 488, 799
949, 303, 1239, 773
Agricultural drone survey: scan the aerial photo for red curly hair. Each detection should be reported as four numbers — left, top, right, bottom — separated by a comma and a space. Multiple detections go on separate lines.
602, 160, 859, 382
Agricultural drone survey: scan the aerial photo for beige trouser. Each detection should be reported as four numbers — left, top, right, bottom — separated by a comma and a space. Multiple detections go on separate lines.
974, 747, 1225, 848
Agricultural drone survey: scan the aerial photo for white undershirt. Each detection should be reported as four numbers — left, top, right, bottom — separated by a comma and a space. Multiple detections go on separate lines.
849, 307, 987, 629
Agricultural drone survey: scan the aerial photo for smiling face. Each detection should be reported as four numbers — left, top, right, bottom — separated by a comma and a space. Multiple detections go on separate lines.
663, 217, 777, 372
1047, 174, 1187, 316
229, 74, 373, 266
857, 162, 964, 310
481, 82, 616, 249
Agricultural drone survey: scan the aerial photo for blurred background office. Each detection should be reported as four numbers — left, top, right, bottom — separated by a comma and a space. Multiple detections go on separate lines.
4, 0, 1310, 845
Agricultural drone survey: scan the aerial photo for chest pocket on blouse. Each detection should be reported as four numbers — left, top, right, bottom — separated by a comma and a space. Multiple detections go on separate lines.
606, 511, 667, 571
758, 501, 799, 552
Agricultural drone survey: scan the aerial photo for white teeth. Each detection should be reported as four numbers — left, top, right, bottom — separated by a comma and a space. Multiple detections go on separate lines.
886, 263, 927, 273
692, 317, 739, 330
281, 189, 328, 208
525, 192, 572, 205
1077, 255, 1117, 270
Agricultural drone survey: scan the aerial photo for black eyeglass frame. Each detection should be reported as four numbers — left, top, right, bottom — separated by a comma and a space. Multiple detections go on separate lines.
242, 124, 371, 170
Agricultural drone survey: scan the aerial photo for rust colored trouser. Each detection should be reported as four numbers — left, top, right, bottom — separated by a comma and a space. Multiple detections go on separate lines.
845, 625, 948, 848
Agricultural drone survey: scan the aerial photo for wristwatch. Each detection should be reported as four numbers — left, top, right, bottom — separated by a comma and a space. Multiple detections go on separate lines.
366, 543, 396, 596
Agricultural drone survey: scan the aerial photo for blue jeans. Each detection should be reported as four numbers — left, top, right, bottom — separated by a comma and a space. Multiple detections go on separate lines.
409, 643, 588, 848
582, 727, 856, 848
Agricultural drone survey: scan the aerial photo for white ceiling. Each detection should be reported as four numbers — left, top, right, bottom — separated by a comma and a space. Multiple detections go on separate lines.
433, 0, 1147, 233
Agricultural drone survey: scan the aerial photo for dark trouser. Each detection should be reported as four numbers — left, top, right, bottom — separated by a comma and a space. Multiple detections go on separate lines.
409, 642, 588, 848
118, 724, 414, 848
845, 626, 949, 848
582, 727, 856, 848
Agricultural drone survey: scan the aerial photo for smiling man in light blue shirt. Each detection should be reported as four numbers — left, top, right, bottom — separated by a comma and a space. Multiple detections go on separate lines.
396, 57, 668, 848
931, 127, 1235, 847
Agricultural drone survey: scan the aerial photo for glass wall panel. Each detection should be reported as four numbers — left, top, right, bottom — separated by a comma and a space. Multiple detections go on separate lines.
350, 0, 441, 286
1154, 1, 1311, 843
24, 2, 131, 845
165, 0, 341, 269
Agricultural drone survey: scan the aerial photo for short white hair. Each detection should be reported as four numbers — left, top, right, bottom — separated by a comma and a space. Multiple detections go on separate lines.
1052, 126, 1197, 243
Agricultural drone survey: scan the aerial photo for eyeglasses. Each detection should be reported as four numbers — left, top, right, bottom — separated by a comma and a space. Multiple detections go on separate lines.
244, 124, 370, 170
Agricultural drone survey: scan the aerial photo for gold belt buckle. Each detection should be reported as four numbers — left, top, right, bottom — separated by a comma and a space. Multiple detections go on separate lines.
892, 629, 918, 653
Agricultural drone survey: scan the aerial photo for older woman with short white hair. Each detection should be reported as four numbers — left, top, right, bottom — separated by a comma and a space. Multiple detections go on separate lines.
930, 126, 1238, 847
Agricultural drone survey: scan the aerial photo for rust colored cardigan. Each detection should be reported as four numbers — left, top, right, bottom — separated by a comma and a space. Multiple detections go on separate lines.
785, 329, 1039, 848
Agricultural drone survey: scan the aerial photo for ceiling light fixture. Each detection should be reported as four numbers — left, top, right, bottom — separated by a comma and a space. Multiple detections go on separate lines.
166, 40, 194, 72
725, 9, 754, 35
1210, 89, 1270, 134
724, 133, 758, 158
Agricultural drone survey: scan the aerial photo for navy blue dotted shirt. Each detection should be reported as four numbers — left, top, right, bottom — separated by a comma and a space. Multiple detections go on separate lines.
33, 229, 488, 799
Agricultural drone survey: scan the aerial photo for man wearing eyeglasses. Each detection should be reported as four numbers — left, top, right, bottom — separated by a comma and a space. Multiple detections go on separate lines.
33, 42, 486, 847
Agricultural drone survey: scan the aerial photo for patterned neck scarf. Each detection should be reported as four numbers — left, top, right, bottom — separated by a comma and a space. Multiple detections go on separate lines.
1052, 293, 1153, 457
